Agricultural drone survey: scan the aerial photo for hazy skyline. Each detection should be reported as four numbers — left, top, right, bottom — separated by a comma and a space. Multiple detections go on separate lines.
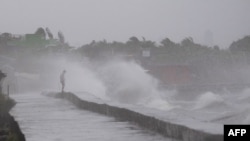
0, 0, 249, 48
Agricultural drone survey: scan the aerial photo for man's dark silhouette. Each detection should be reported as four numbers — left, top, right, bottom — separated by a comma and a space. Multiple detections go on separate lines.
60, 70, 66, 93
0, 70, 6, 94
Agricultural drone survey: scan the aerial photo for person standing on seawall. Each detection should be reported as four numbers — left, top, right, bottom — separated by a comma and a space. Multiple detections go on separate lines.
60, 70, 66, 93
0, 70, 6, 94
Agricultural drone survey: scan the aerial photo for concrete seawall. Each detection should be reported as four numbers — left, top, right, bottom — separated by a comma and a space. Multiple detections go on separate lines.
55, 92, 223, 141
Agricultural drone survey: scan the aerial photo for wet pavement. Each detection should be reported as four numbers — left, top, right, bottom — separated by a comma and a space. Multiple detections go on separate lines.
10, 93, 176, 141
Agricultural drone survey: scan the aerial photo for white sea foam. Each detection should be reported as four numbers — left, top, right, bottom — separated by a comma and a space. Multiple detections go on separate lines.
193, 92, 226, 110
97, 60, 172, 110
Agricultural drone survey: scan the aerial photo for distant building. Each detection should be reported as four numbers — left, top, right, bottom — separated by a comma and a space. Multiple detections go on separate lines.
144, 63, 194, 88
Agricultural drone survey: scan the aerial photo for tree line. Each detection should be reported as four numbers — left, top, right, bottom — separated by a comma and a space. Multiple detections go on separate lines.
1, 27, 250, 91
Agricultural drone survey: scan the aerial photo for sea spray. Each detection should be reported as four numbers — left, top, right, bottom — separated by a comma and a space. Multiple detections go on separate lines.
193, 92, 226, 110
97, 59, 173, 110
14, 55, 173, 110
46, 58, 108, 100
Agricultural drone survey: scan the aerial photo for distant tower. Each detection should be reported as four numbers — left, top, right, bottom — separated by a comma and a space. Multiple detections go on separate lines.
204, 30, 213, 47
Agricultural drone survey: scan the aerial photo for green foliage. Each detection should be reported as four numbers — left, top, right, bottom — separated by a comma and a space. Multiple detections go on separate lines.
160, 38, 176, 48
46, 27, 53, 39
127, 36, 139, 44
2, 27, 250, 88
229, 36, 250, 52
0, 93, 16, 113
58, 31, 65, 43
34, 27, 46, 39
7, 132, 19, 141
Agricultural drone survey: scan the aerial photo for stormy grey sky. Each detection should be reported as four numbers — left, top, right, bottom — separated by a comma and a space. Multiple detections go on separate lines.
0, 0, 249, 48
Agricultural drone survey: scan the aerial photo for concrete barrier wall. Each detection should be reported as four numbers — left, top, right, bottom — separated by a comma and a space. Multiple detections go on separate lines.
56, 92, 223, 141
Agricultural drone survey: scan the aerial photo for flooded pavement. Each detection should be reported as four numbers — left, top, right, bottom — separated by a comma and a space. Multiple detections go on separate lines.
10, 93, 176, 141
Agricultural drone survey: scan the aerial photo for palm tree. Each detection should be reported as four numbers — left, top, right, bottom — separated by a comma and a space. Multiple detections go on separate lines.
58, 31, 65, 43
35, 27, 46, 39
46, 27, 54, 39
